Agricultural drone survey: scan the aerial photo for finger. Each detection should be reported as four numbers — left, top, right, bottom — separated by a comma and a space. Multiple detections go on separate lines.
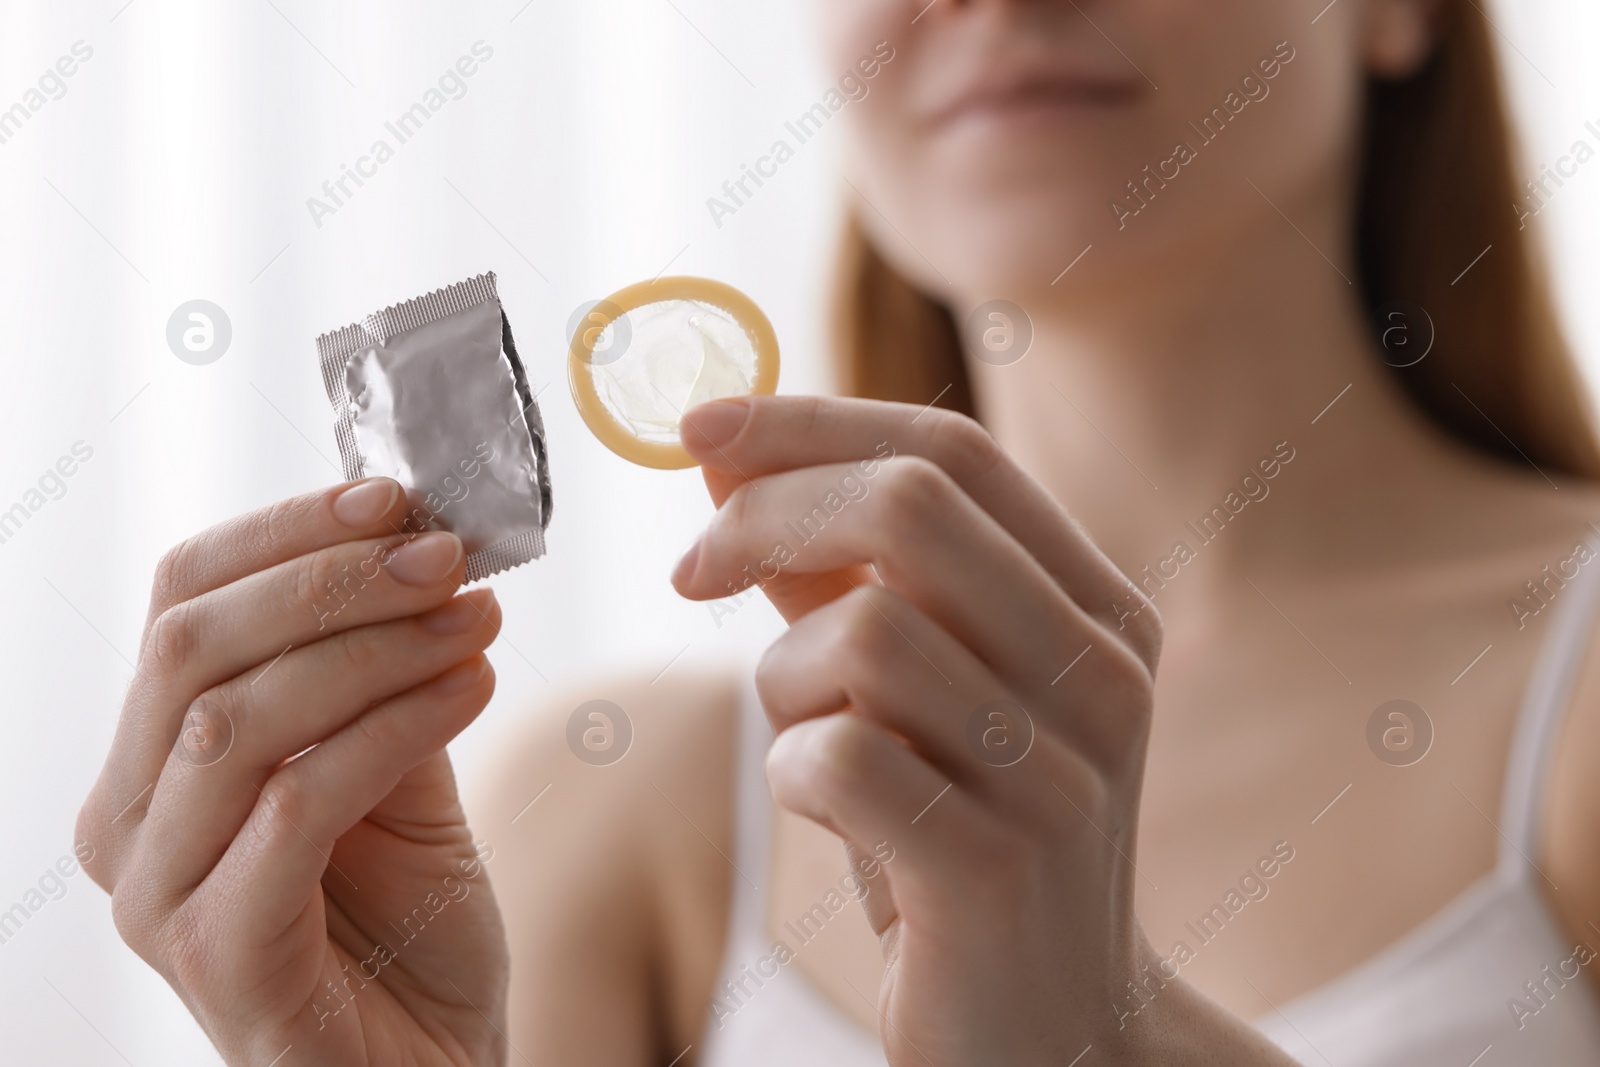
135, 529, 467, 695
758, 586, 1096, 801
83, 478, 416, 891
84, 531, 467, 883
197, 656, 495, 936
765, 713, 1002, 918
683, 395, 1158, 662
700, 466, 873, 623
679, 458, 1093, 685
143, 479, 422, 625
757, 585, 997, 780
135, 590, 501, 896
841, 840, 901, 941
128, 528, 466, 729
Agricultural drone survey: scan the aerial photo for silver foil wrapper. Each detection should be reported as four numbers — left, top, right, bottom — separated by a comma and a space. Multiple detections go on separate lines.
316, 271, 552, 582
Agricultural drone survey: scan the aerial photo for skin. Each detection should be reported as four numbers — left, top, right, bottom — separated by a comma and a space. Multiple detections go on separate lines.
77, 485, 512, 1065
80, 0, 1600, 1064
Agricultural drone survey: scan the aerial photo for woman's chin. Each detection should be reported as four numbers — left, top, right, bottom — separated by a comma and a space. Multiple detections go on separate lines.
928, 222, 1111, 298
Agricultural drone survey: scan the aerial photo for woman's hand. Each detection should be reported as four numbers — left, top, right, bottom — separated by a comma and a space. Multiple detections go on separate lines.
77, 480, 510, 1067
674, 396, 1296, 1066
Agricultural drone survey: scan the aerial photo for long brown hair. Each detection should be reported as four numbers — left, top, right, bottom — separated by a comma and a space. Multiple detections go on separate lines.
832, 4, 1600, 479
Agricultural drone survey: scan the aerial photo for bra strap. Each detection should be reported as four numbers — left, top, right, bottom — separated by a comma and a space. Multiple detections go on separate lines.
1497, 530, 1600, 872
723, 672, 773, 940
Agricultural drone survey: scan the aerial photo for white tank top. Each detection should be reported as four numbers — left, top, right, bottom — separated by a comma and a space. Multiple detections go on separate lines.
698, 546, 1600, 1066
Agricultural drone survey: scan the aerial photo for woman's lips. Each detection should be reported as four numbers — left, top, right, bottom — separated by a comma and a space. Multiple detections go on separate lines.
932, 74, 1143, 129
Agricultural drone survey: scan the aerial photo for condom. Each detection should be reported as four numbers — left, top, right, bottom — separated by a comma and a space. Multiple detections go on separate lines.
568, 277, 779, 469
316, 271, 553, 581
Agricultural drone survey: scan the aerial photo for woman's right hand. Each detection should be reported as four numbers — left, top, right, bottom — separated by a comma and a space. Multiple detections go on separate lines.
76, 480, 512, 1066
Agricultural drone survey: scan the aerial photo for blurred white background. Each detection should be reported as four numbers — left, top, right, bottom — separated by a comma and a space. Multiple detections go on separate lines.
0, 0, 1597, 1062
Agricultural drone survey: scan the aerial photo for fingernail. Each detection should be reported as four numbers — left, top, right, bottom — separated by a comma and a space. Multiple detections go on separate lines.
425, 656, 488, 696
332, 479, 399, 527
682, 399, 750, 450
388, 531, 463, 586
419, 590, 497, 635
671, 536, 703, 587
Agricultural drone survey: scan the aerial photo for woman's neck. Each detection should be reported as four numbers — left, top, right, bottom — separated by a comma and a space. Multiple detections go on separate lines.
964, 210, 1460, 612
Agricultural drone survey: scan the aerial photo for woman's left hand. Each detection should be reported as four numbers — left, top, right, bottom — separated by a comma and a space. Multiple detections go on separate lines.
673, 395, 1293, 1067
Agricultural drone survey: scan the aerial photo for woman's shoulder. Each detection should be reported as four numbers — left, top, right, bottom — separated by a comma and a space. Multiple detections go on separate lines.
469, 666, 746, 1063
473, 665, 744, 814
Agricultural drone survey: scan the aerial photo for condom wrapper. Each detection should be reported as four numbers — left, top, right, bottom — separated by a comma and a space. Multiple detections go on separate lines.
569, 277, 779, 469
317, 271, 552, 582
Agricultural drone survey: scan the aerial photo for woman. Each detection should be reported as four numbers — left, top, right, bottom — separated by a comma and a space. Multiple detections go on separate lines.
76, 0, 1600, 1063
